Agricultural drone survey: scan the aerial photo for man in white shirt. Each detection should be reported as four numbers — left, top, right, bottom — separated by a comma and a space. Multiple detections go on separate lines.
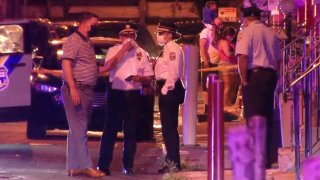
199, 17, 223, 118
97, 23, 154, 176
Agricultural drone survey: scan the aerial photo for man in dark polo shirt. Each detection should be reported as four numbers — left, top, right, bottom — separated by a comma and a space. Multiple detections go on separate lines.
61, 12, 133, 178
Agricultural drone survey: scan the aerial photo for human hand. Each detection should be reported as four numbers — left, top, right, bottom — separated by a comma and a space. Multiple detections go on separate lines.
70, 86, 80, 105
203, 62, 209, 68
122, 39, 135, 52
241, 80, 248, 86
161, 87, 168, 95
131, 75, 141, 83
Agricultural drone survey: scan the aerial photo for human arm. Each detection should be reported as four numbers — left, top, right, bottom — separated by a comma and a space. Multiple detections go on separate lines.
161, 47, 183, 95
131, 51, 155, 86
99, 41, 134, 73
199, 38, 210, 68
237, 54, 248, 86
61, 37, 80, 105
62, 60, 80, 105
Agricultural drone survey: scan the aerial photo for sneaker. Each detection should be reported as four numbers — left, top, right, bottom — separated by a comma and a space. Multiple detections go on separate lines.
122, 168, 134, 176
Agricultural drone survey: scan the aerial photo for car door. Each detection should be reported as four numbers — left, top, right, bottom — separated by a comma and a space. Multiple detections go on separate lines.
0, 23, 32, 107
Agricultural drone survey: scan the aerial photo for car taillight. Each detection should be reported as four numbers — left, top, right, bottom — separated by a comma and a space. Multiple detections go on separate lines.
34, 84, 58, 93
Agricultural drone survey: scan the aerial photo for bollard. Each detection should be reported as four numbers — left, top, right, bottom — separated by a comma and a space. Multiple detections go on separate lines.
207, 74, 224, 180
182, 45, 199, 145
227, 127, 254, 180
302, 156, 320, 180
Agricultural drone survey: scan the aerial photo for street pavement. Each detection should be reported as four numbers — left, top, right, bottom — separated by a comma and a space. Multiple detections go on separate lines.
0, 90, 296, 179
0, 111, 242, 180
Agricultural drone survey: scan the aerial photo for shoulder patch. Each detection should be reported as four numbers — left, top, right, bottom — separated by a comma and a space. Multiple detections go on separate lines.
169, 52, 176, 61
136, 51, 142, 61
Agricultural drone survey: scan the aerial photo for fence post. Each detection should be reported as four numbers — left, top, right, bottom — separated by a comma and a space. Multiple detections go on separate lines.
293, 85, 301, 180
207, 74, 224, 180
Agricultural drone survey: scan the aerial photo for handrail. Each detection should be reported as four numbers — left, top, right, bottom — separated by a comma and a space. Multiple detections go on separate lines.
290, 56, 320, 87
287, 43, 320, 72
281, 31, 308, 51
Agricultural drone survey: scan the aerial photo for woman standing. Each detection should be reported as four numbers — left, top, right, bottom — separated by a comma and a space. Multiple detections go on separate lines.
218, 27, 240, 109
154, 21, 185, 173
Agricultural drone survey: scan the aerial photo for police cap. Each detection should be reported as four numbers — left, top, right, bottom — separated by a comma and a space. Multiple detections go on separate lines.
157, 20, 181, 39
242, 6, 263, 18
119, 23, 138, 35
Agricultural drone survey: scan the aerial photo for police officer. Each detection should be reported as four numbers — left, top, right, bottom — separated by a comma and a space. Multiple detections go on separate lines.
97, 23, 154, 176
155, 21, 185, 173
61, 12, 132, 178
235, 6, 281, 179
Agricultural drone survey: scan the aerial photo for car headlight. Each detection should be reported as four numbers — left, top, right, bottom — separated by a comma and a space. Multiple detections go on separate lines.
34, 83, 58, 93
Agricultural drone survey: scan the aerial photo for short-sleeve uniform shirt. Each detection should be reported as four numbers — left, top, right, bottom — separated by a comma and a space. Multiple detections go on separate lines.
106, 44, 154, 91
155, 40, 184, 95
61, 31, 98, 86
235, 21, 281, 70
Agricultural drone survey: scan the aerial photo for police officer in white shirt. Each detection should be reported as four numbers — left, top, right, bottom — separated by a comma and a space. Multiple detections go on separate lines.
97, 23, 154, 176
155, 21, 185, 173
235, 6, 281, 179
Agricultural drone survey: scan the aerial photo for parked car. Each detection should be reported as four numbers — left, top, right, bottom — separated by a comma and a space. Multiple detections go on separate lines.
27, 20, 158, 139
0, 19, 59, 121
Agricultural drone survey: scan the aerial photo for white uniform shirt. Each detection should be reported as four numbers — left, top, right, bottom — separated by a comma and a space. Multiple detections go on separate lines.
155, 40, 184, 95
105, 44, 154, 90
235, 21, 281, 70
199, 25, 220, 64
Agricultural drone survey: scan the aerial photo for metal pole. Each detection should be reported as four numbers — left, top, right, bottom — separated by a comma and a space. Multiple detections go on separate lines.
182, 45, 199, 145
138, 0, 146, 25
207, 74, 224, 180
294, 85, 301, 180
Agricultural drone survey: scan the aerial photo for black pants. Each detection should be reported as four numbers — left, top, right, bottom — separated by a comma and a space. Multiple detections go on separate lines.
157, 80, 183, 168
98, 89, 140, 170
137, 95, 155, 141
242, 67, 278, 168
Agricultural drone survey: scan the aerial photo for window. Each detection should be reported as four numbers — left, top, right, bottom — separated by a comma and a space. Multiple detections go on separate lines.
0, 25, 24, 54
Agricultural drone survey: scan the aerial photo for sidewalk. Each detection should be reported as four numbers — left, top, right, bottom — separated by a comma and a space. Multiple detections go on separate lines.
165, 95, 296, 180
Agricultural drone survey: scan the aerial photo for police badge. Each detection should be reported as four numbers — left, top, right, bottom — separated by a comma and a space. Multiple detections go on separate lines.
0, 66, 9, 91
169, 52, 176, 61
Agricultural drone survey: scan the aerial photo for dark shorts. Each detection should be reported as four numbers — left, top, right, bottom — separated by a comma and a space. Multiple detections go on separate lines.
242, 67, 278, 120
